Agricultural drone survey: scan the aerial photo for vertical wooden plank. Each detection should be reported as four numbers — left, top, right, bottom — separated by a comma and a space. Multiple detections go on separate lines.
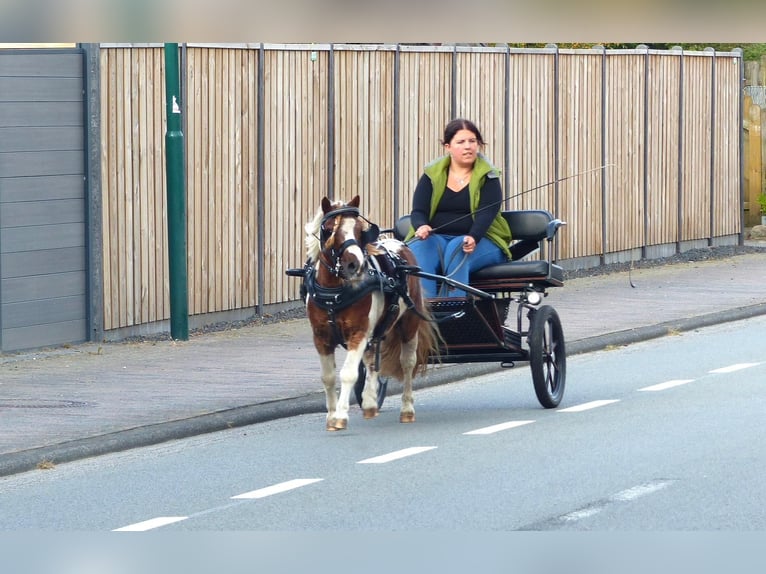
247, 48, 257, 307
136, 48, 149, 323
604, 53, 644, 253
129, 49, 141, 325
220, 48, 230, 310
646, 53, 680, 247
118, 49, 130, 327
144, 48, 156, 322
156, 47, 168, 321
185, 47, 196, 316
205, 48, 215, 312
186, 46, 196, 316
101, 49, 115, 330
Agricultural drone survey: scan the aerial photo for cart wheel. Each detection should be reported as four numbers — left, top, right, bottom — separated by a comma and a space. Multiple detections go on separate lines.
353, 362, 387, 409
528, 305, 566, 408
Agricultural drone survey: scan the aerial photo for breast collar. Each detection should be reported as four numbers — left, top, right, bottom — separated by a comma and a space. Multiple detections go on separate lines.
303, 247, 407, 312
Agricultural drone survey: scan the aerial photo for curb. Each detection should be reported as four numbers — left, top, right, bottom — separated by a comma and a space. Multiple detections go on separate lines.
2, 302, 766, 478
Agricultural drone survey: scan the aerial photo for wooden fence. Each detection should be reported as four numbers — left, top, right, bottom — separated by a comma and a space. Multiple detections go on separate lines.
98, 44, 743, 335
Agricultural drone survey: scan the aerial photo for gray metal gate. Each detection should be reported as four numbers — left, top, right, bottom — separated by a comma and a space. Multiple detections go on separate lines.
0, 48, 87, 352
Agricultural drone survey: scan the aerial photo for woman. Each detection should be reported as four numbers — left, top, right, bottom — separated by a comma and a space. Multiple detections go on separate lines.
406, 118, 512, 298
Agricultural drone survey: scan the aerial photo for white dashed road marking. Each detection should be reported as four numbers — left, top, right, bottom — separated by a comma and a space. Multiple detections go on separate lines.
113, 355, 761, 531
612, 481, 674, 501
231, 478, 324, 499
639, 379, 695, 392
113, 516, 188, 531
709, 363, 760, 374
555, 480, 675, 525
463, 420, 535, 435
357, 446, 437, 464
558, 399, 619, 413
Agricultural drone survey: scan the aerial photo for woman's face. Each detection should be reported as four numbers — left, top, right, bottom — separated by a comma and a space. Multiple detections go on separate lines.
445, 128, 479, 166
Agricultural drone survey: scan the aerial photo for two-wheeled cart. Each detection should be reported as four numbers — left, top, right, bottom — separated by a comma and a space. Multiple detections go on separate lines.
355, 209, 567, 409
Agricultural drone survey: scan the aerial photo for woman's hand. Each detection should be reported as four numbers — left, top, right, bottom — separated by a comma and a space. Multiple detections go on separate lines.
462, 235, 476, 253
415, 225, 432, 240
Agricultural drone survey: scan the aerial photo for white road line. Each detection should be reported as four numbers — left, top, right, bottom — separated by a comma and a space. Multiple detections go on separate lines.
231, 478, 323, 499
463, 420, 535, 435
709, 363, 760, 374
639, 379, 695, 392
357, 446, 437, 464
113, 516, 188, 532
558, 399, 619, 413
555, 480, 675, 526
612, 480, 674, 501
560, 506, 603, 522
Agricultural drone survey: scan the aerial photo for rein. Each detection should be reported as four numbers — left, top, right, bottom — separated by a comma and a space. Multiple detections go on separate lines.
407, 164, 612, 243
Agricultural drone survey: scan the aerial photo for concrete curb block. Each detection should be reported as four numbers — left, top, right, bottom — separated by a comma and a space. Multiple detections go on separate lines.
3, 302, 766, 478
567, 303, 766, 356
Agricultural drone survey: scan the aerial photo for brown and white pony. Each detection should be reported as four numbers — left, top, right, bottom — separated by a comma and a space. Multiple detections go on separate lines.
303, 195, 440, 431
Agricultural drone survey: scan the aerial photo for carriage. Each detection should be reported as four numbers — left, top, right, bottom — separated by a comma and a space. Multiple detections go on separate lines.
287, 196, 567, 431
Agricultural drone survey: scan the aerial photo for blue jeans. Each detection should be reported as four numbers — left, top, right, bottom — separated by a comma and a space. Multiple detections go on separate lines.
409, 234, 507, 298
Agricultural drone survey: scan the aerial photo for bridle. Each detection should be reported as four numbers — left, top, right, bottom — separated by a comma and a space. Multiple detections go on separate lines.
318, 207, 380, 278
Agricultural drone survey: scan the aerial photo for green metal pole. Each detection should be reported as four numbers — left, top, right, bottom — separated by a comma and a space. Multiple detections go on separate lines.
164, 43, 189, 340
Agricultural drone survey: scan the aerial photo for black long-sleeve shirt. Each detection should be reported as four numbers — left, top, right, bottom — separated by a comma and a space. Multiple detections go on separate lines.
410, 174, 502, 242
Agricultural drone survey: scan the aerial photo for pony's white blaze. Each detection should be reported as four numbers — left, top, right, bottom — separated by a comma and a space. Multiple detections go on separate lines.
339, 217, 365, 277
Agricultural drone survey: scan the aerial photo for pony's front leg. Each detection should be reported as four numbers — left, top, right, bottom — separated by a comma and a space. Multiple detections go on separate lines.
318, 353, 338, 431
328, 347, 365, 431
360, 353, 380, 420
399, 335, 418, 423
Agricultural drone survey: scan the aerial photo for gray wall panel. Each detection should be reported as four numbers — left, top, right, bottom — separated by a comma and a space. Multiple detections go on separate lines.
1, 199, 85, 227
0, 175, 84, 202
2, 271, 85, 304
2, 295, 86, 329
1, 223, 84, 253
0, 53, 82, 77
0, 102, 84, 127
0, 126, 85, 152
0, 150, 84, 177
0, 48, 88, 352
2, 320, 87, 352
1, 248, 85, 278
0, 77, 83, 102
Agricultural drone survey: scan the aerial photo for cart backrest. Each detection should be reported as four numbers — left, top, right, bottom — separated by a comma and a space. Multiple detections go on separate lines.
392, 210, 558, 242
501, 210, 553, 242
391, 209, 564, 261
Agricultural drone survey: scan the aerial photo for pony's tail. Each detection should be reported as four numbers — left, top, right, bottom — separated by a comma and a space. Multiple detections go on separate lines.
412, 296, 442, 377
378, 286, 442, 380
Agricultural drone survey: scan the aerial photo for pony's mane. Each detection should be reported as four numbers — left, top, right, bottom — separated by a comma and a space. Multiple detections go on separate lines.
304, 207, 323, 263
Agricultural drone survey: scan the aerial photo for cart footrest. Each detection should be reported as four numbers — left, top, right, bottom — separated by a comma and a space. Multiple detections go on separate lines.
502, 326, 522, 349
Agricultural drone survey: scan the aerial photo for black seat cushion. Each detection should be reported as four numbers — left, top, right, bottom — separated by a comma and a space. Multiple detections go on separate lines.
470, 260, 564, 289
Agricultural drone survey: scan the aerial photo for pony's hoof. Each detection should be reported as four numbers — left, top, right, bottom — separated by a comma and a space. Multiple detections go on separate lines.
399, 412, 415, 423
327, 418, 348, 431
363, 407, 379, 419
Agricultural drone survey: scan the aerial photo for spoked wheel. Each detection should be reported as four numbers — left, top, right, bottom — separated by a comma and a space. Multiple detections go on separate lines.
527, 305, 566, 408
353, 362, 387, 409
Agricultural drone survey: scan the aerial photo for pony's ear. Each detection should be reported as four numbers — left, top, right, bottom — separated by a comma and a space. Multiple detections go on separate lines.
361, 223, 379, 246
349, 195, 360, 208
321, 197, 332, 214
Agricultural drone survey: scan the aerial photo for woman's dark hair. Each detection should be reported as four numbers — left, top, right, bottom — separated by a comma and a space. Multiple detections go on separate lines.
441, 118, 485, 146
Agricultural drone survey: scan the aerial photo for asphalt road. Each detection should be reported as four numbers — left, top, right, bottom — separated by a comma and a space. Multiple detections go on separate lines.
0, 315, 764, 533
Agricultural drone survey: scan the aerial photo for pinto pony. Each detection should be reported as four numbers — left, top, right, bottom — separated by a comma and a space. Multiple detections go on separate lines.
302, 195, 440, 431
